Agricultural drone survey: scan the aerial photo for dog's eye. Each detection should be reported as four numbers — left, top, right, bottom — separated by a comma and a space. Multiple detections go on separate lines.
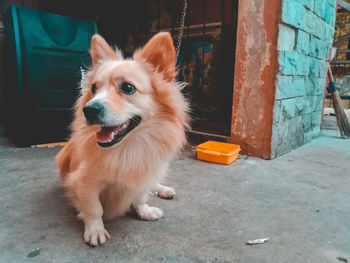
120, 83, 136, 95
91, 84, 97, 94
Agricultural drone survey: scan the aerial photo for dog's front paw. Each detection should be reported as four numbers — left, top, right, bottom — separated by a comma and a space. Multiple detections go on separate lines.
84, 219, 110, 247
136, 204, 163, 221
157, 186, 176, 199
84, 227, 110, 247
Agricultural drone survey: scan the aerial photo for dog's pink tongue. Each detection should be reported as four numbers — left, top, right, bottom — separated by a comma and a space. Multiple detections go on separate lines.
96, 126, 121, 142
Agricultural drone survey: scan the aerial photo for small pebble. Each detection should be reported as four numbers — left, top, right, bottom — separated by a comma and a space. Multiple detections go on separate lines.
337, 256, 348, 263
27, 248, 40, 258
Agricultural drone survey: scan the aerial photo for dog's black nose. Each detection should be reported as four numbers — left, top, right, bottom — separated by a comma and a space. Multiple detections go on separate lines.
83, 103, 104, 123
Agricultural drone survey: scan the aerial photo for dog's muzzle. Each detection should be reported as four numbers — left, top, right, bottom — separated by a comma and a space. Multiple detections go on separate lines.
83, 103, 104, 124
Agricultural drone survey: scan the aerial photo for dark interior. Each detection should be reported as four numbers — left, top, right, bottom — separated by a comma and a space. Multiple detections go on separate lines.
0, 0, 238, 145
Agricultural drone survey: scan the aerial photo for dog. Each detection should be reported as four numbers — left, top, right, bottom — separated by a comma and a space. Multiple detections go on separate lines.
56, 32, 189, 246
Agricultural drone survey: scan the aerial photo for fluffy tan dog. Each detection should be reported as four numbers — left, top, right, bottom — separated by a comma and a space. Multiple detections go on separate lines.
56, 32, 189, 246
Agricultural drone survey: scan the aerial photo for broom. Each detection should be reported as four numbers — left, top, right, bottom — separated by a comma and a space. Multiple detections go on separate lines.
327, 65, 350, 137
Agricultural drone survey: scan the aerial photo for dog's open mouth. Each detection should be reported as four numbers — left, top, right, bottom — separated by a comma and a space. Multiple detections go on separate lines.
96, 116, 141, 147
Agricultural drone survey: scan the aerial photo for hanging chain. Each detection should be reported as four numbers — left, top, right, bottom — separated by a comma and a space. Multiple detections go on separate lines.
175, 0, 187, 57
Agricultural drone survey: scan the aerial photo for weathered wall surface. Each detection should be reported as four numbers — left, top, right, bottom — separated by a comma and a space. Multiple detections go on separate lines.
271, 0, 336, 158
231, 0, 280, 159
335, 76, 350, 97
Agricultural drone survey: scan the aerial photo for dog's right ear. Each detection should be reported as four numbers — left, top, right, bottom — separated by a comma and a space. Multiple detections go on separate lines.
90, 34, 118, 65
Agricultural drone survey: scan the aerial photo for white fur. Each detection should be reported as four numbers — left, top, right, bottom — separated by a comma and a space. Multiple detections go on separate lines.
155, 183, 176, 199
134, 204, 163, 221
83, 217, 110, 246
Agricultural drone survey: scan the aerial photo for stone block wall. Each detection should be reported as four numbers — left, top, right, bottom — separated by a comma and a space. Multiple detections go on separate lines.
271, 0, 336, 158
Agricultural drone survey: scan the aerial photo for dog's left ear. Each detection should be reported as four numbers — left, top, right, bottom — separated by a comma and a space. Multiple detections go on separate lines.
135, 32, 176, 82
90, 34, 118, 65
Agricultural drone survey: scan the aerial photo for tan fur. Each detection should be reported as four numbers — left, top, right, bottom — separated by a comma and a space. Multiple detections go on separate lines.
56, 32, 189, 245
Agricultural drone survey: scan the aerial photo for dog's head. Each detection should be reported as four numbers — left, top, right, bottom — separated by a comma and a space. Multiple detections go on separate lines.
78, 32, 179, 148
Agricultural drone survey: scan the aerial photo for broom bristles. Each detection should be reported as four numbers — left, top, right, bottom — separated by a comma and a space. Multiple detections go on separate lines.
331, 90, 350, 137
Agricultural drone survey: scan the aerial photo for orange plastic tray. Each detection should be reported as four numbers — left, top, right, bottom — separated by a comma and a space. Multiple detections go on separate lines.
196, 141, 241, 164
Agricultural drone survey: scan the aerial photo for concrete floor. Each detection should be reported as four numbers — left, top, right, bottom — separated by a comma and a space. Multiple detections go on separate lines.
0, 122, 350, 262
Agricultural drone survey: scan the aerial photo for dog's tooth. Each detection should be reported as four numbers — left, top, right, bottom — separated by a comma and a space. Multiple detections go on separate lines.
111, 131, 115, 138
